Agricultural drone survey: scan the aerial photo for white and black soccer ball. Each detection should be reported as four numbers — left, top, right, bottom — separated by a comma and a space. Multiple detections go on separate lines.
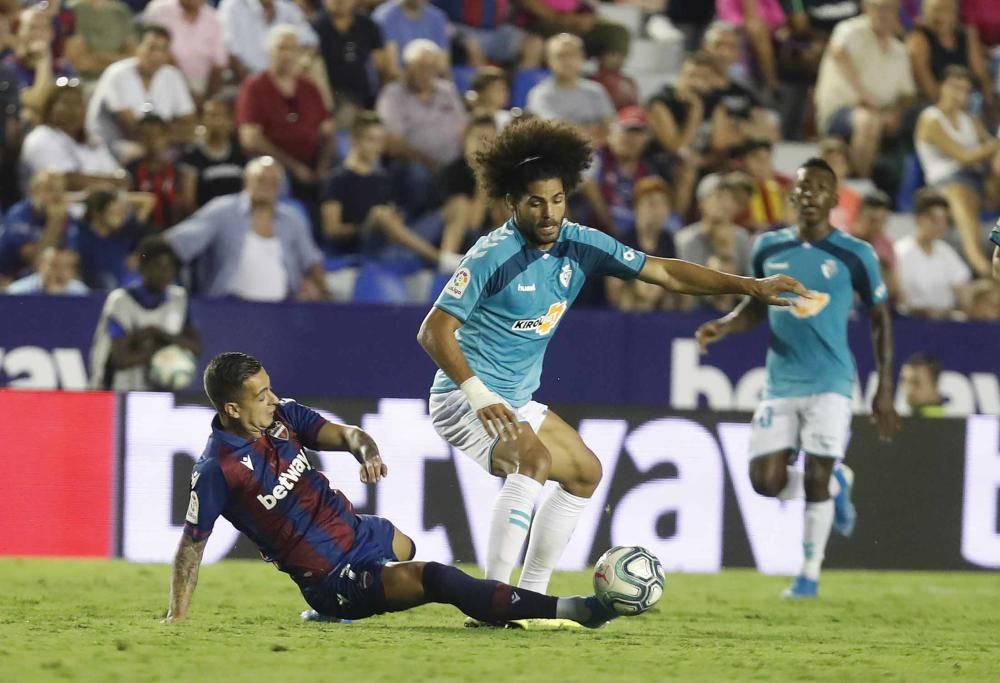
593, 545, 666, 616
148, 344, 197, 391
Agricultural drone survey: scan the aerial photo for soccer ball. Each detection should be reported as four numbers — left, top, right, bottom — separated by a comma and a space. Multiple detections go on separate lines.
148, 344, 197, 391
593, 546, 665, 616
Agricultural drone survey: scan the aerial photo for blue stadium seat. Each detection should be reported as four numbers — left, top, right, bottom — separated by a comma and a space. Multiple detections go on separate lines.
896, 153, 925, 213
510, 68, 550, 109
452, 65, 476, 97
352, 262, 410, 304
428, 272, 452, 300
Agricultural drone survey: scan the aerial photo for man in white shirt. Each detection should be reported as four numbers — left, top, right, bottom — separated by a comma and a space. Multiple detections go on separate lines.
894, 189, 971, 317
85, 24, 197, 152
217, 0, 318, 78
814, 0, 916, 178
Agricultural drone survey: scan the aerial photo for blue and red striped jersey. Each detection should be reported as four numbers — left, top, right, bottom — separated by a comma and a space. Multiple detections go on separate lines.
183, 399, 359, 585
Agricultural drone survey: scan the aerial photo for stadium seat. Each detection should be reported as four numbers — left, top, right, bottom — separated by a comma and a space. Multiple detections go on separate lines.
595, 2, 643, 36
623, 38, 684, 76
428, 272, 452, 301
352, 262, 410, 304
452, 64, 476, 97
510, 68, 550, 109
896, 153, 925, 213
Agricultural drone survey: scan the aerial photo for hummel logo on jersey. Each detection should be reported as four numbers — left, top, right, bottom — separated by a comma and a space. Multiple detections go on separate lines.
257, 450, 313, 510
511, 592, 521, 604
518, 283, 536, 292
241, 455, 254, 471
769, 261, 790, 270
511, 301, 568, 336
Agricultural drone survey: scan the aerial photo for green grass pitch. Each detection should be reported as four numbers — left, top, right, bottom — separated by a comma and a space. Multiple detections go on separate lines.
1, 559, 998, 682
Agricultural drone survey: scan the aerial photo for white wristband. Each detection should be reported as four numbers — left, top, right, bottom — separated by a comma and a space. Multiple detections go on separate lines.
460, 376, 502, 412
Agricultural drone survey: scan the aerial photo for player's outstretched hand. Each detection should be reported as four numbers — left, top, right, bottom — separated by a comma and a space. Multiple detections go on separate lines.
360, 453, 388, 483
477, 403, 522, 443
871, 385, 901, 442
695, 320, 727, 354
749, 275, 811, 306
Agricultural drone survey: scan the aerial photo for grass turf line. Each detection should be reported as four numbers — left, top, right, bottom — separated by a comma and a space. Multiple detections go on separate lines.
0, 559, 998, 682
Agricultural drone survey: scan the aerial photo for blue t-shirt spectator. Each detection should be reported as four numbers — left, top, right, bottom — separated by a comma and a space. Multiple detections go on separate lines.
373, 0, 450, 65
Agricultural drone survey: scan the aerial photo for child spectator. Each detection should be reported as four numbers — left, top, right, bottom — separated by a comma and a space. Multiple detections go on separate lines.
127, 113, 182, 230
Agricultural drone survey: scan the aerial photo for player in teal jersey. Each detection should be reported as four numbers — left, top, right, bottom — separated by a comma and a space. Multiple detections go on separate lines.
696, 158, 901, 599
990, 219, 999, 282
417, 119, 808, 622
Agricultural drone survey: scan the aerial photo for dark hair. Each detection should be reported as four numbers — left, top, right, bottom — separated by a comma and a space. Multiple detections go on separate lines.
137, 111, 166, 127
860, 189, 892, 210
903, 352, 941, 382
473, 118, 592, 200
350, 110, 382, 138
84, 188, 119, 222
740, 138, 773, 157
799, 157, 837, 182
942, 64, 973, 83
633, 175, 672, 204
914, 188, 950, 216
204, 352, 263, 412
135, 235, 179, 269
471, 66, 507, 93
137, 23, 172, 43
40, 78, 82, 124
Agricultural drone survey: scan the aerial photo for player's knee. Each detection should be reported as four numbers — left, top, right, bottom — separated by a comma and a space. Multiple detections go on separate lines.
516, 442, 552, 480
803, 462, 833, 501
563, 449, 602, 497
393, 529, 416, 561
748, 459, 785, 497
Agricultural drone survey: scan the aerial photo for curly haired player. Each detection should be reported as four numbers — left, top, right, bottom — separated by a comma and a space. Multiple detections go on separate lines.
417, 119, 808, 624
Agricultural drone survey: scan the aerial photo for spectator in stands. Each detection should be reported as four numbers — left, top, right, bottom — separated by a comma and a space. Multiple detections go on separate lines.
785, 0, 859, 38
4, 6, 77, 118
814, 0, 917, 178
0, 171, 78, 283
127, 113, 183, 230
179, 98, 247, 210
237, 24, 337, 208
960, 278, 1000, 321
89, 235, 200, 391
894, 188, 971, 317
0, 60, 19, 201
373, 0, 451, 69
5, 245, 88, 295
715, 0, 785, 95
143, 0, 228, 100
515, 0, 630, 60
437, 0, 543, 69
589, 40, 638, 112
76, 188, 156, 289
655, 0, 716, 53
850, 189, 900, 302
818, 136, 862, 229
914, 65, 1000, 276
321, 111, 457, 268
20, 77, 125, 191
468, 66, 514, 129
580, 106, 655, 234
314, 0, 395, 112
437, 114, 501, 254
906, 0, 993, 114
676, 172, 751, 276
164, 156, 330, 301
961, 0, 1000, 49
218, 0, 318, 79
702, 22, 779, 144
376, 39, 467, 213
526, 33, 615, 143
63, 0, 136, 82
85, 24, 197, 152
605, 175, 679, 312
737, 138, 790, 232
899, 352, 945, 416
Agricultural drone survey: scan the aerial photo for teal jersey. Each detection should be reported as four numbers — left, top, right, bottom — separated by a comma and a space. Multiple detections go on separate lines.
431, 219, 647, 407
752, 227, 887, 400
990, 223, 1000, 248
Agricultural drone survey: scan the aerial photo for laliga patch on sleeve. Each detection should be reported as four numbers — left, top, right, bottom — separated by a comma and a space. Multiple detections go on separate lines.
185, 491, 200, 525
445, 267, 472, 299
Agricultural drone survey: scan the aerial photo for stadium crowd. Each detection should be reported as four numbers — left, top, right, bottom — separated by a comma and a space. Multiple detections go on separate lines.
0, 0, 999, 322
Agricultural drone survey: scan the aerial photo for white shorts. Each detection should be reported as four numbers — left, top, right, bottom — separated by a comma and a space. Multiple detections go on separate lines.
429, 389, 548, 473
748, 393, 853, 459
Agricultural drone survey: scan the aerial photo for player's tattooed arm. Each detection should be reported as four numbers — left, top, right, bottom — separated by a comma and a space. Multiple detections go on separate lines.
694, 294, 768, 354
163, 534, 207, 624
316, 423, 388, 483
869, 303, 901, 441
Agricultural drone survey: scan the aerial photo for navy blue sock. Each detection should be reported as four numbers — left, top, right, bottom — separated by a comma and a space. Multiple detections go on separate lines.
421, 562, 557, 622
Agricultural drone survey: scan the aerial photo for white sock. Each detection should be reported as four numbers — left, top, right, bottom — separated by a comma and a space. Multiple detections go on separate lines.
801, 499, 834, 580
485, 473, 543, 583
517, 485, 590, 593
778, 465, 842, 501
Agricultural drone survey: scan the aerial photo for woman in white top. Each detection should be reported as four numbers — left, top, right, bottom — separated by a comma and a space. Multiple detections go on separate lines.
915, 64, 1000, 276
20, 77, 127, 192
